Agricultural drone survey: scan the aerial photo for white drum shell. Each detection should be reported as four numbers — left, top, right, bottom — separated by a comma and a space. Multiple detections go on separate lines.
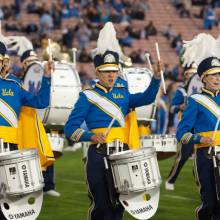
162, 135, 177, 152
23, 62, 81, 126
141, 135, 163, 152
141, 134, 177, 152
0, 149, 44, 196
47, 133, 64, 153
109, 148, 161, 194
122, 68, 154, 121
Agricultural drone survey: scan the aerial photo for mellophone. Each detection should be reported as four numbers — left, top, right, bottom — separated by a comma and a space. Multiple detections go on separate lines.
0, 139, 44, 220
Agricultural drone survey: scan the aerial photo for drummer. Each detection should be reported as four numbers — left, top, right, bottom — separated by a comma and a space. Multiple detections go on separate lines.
0, 41, 53, 144
0, 41, 53, 218
64, 22, 162, 220
177, 55, 220, 219
20, 49, 39, 79
19, 49, 60, 197
165, 63, 197, 190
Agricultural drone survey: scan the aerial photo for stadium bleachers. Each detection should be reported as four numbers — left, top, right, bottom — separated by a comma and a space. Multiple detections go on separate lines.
1, 0, 220, 75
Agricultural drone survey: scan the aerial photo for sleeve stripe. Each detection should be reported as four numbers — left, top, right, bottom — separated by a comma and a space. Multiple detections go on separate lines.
180, 132, 193, 144
70, 128, 85, 141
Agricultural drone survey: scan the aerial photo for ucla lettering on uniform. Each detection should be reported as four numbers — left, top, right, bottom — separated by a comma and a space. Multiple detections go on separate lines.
112, 93, 124, 99
2, 89, 14, 96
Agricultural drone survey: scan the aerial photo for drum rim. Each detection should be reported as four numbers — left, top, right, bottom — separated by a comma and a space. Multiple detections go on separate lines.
109, 148, 156, 160
0, 149, 38, 160
6, 184, 44, 196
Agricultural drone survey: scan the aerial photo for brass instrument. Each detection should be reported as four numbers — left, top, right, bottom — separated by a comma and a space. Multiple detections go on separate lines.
42, 41, 71, 63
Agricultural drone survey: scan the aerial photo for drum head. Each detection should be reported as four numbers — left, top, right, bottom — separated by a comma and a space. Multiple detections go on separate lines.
122, 68, 154, 121
187, 73, 203, 96
24, 62, 81, 125
23, 62, 46, 120
109, 148, 156, 161
23, 62, 44, 94
0, 149, 37, 162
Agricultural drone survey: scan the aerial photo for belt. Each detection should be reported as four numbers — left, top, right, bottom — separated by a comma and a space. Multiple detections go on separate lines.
90, 143, 129, 155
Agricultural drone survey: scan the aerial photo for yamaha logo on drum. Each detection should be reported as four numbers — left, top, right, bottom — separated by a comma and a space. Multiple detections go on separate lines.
8, 209, 35, 219
130, 204, 153, 215
143, 162, 152, 184
21, 164, 30, 188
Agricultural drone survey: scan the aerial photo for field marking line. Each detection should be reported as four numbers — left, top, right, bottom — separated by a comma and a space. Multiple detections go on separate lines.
163, 194, 199, 202
62, 178, 85, 184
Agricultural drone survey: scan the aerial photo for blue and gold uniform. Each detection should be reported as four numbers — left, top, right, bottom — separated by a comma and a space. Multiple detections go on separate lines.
176, 57, 220, 220
64, 76, 160, 143
0, 41, 52, 220
64, 49, 161, 220
0, 76, 50, 130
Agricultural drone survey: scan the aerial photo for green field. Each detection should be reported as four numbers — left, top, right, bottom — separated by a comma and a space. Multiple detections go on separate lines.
39, 149, 200, 220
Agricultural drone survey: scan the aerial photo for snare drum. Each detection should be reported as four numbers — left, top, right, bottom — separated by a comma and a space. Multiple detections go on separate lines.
0, 149, 44, 196
141, 134, 177, 160
162, 134, 177, 152
47, 133, 64, 158
109, 148, 161, 194
141, 135, 163, 152
122, 67, 155, 121
23, 62, 82, 126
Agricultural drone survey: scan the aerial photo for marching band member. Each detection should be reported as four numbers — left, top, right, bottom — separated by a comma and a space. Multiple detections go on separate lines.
64, 22, 162, 220
20, 49, 60, 197
0, 41, 53, 147
176, 33, 220, 220
0, 40, 53, 218
165, 63, 197, 190
20, 49, 39, 79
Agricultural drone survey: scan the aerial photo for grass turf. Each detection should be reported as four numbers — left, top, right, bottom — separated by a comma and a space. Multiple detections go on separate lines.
39, 149, 200, 220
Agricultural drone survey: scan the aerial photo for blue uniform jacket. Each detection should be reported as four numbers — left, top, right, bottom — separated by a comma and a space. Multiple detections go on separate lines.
176, 88, 220, 146
170, 85, 187, 114
0, 76, 51, 127
64, 76, 160, 142
6, 73, 22, 84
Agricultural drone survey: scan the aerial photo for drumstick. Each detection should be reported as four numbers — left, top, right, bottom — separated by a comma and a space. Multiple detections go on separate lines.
144, 53, 153, 71
72, 48, 77, 68
97, 108, 122, 149
48, 38, 55, 92
155, 42, 166, 94
208, 115, 220, 155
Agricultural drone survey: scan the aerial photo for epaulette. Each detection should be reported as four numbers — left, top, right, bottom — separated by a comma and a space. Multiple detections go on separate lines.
2, 78, 22, 88
189, 92, 200, 98
82, 88, 93, 92
115, 76, 128, 88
